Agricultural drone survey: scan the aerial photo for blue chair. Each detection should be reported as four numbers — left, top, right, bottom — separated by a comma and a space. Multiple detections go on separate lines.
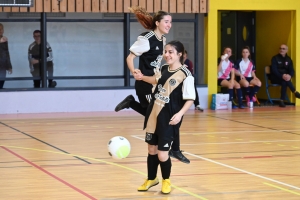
264, 66, 290, 105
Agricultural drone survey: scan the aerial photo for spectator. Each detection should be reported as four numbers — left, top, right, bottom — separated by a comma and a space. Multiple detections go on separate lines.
0, 23, 12, 89
235, 46, 261, 108
270, 44, 300, 107
218, 47, 244, 108
28, 30, 56, 88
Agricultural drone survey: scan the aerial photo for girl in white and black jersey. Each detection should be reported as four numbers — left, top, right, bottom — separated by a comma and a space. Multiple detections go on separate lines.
115, 7, 190, 165
133, 40, 195, 194
234, 46, 261, 108
217, 47, 244, 108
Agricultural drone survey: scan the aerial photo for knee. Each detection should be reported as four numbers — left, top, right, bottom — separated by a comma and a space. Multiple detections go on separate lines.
158, 151, 169, 162
256, 81, 262, 87
148, 145, 157, 155
234, 82, 241, 89
227, 82, 234, 89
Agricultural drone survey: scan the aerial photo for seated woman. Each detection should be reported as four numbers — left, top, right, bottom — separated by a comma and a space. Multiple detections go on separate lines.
235, 46, 261, 108
218, 47, 244, 109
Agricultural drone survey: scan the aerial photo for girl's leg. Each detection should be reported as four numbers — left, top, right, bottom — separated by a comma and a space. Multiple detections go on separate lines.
250, 79, 261, 101
158, 150, 172, 194
234, 81, 244, 108
138, 140, 159, 191
220, 79, 234, 101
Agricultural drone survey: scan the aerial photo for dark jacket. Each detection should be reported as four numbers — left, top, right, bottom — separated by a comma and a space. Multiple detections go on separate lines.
271, 53, 294, 80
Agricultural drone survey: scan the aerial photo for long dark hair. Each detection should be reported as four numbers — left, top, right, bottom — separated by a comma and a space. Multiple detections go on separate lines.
129, 6, 171, 30
166, 40, 185, 64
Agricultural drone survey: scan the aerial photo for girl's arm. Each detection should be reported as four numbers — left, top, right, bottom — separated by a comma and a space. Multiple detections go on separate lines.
170, 76, 195, 125
230, 68, 236, 81
126, 53, 138, 74
218, 60, 223, 72
140, 74, 156, 84
251, 71, 258, 79
169, 100, 193, 125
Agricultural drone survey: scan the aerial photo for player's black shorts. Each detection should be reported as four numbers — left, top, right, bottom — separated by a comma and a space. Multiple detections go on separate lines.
217, 78, 230, 86
137, 94, 152, 108
145, 133, 172, 151
236, 76, 254, 83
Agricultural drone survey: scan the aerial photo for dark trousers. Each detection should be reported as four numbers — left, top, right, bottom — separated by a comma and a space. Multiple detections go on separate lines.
0, 68, 6, 89
31, 62, 54, 88
271, 75, 295, 100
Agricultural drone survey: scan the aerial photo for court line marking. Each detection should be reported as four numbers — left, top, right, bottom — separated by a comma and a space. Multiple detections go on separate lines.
131, 136, 300, 145
132, 135, 300, 191
184, 152, 300, 191
1, 146, 97, 200
0, 144, 207, 200
190, 130, 300, 135
0, 121, 91, 164
263, 182, 300, 196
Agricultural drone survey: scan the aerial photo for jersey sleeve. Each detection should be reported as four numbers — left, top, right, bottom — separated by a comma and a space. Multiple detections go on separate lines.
182, 75, 196, 100
129, 36, 150, 56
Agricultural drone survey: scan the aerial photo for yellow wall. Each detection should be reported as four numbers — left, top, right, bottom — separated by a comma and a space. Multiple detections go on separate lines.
256, 11, 294, 100
207, 0, 300, 105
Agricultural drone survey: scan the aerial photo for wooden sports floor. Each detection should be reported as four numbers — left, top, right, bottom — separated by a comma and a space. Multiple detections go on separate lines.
1, 107, 300, 200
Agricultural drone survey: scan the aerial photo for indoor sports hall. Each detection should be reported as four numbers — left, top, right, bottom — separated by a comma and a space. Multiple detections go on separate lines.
1, 0, 300, 199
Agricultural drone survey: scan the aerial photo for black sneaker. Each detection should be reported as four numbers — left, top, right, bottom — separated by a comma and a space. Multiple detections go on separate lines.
115, 95, 135, 112
295, 91, 300, 99
48, 81, 57, 88
169, 150, 190, 164
279, 100, 286, 107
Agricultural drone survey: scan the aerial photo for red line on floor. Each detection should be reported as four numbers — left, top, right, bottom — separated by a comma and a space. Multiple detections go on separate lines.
1, 146, 97, 200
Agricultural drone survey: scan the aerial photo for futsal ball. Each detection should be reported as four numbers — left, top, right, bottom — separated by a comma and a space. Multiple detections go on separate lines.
107, 136, 131, 159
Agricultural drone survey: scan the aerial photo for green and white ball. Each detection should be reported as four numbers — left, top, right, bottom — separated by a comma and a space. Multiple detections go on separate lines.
108, 136, 131, 159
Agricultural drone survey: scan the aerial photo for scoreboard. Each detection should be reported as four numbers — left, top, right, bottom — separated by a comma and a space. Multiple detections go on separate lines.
0, 0, 33, 7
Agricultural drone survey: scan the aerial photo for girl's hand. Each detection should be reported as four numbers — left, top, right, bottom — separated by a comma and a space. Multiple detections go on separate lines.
133, 71, 143, 80
169, 113, 182, 125
133, 69, 141, 74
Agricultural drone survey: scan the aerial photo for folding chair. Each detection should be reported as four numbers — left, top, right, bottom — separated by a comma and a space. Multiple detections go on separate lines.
264, 66, 290, 105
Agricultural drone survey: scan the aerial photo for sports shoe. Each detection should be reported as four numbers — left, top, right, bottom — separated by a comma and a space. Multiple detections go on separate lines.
161, 179, 171, 194
239, 105, 246, 109
279, 100, 286, 107
48, 81, 57, 88
246, 95, 256, 103
232, 104, 238, 109
295, 91, 300, 99
137, 177, 159, 191
115, 95, 135, 112
169, 150, 190, 164
195, 105, 204, 112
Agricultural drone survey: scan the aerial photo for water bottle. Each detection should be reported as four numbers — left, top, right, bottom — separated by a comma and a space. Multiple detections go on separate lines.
221, 54, 228, 61
227, 101, 232, 110
248, 102, 253, 109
